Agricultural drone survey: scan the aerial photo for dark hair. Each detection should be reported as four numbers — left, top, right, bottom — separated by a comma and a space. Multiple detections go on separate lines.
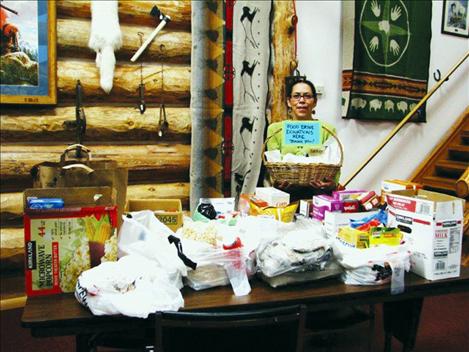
286, 77, 317, 100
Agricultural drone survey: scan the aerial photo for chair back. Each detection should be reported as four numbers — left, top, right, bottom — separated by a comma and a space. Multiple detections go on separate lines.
155, 305, 307, 352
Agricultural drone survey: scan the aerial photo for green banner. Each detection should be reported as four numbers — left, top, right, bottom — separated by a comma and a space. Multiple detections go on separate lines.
342, 0, 432, 122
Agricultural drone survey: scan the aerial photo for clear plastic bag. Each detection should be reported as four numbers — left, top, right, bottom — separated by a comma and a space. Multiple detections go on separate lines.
256, 227, 331, 278
182, 239, 251, 296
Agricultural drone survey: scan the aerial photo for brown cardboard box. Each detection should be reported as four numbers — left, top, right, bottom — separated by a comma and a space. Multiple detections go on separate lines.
127, 199, 183, 232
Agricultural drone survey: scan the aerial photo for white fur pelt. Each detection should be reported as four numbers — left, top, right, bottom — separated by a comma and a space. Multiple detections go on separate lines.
88, 0, 122, 93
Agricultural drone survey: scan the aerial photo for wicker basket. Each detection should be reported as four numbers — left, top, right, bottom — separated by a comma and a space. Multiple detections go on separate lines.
262, 124, 343, 186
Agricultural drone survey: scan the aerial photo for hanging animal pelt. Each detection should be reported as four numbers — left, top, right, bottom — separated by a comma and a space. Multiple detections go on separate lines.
88, 0, 122, 93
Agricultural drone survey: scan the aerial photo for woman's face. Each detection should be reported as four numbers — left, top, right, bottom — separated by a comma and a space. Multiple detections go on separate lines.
287, 82, 317, 120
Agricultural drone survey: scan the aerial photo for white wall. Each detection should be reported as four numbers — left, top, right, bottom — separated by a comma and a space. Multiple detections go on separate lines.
295, 0, 469, 192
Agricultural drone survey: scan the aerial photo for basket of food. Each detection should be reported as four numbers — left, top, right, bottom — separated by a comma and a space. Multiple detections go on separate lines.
262, 124, 343, 186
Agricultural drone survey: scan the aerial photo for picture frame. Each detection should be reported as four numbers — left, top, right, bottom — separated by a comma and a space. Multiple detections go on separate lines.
441, 0, 469, 38
0, 1, 57, 104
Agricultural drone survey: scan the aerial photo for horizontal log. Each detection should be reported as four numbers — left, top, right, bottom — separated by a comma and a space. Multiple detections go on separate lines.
0, 228, 24, 271
57, 19, 191, 63
0, 143, 190, 179
57, 60, 190, 104
0, 167, 190, 193
57, 1, 191, 30
1, 183, 189, 224
0, 106, 191, 142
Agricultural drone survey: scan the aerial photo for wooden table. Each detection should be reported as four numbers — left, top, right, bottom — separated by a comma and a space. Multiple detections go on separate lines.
22, 267, 469, 351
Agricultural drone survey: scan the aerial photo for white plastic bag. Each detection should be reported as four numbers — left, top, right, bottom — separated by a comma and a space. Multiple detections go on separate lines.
75, 255, 184, 318
118, 210, 190, 288
333, 239, 411, 293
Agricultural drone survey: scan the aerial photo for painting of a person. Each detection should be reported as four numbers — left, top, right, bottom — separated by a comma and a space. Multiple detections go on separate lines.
447, 0, 467, 30
0, 1, 39, 86
0, 5, 19, 55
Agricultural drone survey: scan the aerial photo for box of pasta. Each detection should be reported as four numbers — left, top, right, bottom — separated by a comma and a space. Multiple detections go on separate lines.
23, 187, 118, 296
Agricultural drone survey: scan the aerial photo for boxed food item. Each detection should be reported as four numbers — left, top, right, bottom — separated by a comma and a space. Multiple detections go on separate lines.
324, 210, 379, 239
381, 179, 422, 202
312, 195, 343, 221
299, 199, 313, 217
23, 187, 118, 296
337, 227, 369, 248
332, 189, 366, 201
386, 189, 464, 280
255, 187, 290, 207
127, 199, 183, 232
342, 199, 360, 213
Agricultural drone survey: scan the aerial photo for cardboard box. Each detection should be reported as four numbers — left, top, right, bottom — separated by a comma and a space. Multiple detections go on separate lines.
324, 210, 379, 239
23, 187, 118, 296
386, 190, 464, 280
312, 195, 343, 221
255, 187, 290, 207
127, 199, 183, 232
381, 179, 422, 202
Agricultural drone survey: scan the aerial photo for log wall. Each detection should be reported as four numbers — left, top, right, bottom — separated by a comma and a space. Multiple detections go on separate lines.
0, 1, 296, 301
0, 1, 192, 274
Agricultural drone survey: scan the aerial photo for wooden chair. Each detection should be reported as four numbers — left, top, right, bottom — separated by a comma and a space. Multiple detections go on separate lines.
154, 305, 307, 352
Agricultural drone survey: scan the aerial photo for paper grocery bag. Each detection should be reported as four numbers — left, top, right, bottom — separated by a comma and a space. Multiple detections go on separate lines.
30, 144, 128, 227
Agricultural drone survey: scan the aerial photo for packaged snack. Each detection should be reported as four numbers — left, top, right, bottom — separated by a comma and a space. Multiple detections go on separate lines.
312, 195, 343, 221
255, 187, 290, 207
342, 199, 360, 213
248, 201, 298, 223
24, 206, 118, 296
332, 189, 366, 201
369, 227, 402, 247
27, 198, 64, 209
337, 227, 369, 248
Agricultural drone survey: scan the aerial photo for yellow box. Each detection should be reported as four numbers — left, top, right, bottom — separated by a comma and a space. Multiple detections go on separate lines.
127, 199, 183, 232
337, 227, 369, 248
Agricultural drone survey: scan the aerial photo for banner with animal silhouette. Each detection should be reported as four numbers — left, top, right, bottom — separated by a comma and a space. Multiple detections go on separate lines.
231, 1, 272, 198
341, 0, 432, 122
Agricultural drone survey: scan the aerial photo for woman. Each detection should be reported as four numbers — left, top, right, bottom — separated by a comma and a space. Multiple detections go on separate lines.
266, 78, 339, 198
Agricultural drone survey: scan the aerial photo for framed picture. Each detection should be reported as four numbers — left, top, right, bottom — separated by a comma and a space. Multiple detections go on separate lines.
0, 1, 57, 104
441, 0, 469, 38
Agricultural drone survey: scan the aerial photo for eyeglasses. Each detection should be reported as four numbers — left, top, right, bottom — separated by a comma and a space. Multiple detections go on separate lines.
290, 93, 314, 102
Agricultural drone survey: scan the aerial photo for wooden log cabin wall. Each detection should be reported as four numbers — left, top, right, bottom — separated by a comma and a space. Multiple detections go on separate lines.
0, 1, 191, 305
0, 1, 296, 309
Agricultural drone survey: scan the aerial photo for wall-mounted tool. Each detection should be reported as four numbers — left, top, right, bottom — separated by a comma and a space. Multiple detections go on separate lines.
157, 47, 168, 137
130, 5, 171, 62
63, 80, 87, 158
137, 32, 146, 114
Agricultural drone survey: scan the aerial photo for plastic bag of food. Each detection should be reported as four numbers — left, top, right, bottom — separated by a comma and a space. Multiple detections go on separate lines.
256, 228, 331, 278
118, 210, 194, 289
333, 239, 411, 294
75, 255, 184, 318
182, 238, 252, 296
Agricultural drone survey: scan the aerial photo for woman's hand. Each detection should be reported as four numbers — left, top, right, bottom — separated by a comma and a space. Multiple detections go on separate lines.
309, 177, 336, 193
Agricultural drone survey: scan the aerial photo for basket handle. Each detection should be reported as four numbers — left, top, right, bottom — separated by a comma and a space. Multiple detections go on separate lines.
262, 123, 344, 166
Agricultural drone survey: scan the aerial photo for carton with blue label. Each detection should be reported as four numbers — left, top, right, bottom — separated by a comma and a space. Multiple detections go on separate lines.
386, 189, 464, 280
